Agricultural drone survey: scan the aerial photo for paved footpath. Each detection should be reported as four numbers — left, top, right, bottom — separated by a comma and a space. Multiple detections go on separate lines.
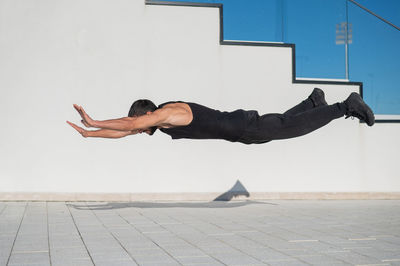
0, 200, 400, 266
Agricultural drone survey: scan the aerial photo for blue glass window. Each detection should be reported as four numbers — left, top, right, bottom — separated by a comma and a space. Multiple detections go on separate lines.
153, 0, 400, 116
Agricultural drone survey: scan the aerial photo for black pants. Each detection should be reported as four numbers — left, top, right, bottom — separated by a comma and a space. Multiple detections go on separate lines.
237, 98, 346, 144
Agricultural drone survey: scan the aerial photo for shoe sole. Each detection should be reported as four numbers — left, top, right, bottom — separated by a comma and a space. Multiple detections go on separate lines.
350, 92, 375, 126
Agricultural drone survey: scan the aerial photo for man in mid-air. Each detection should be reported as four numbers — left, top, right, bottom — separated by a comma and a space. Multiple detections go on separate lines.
67, 88, 374, 144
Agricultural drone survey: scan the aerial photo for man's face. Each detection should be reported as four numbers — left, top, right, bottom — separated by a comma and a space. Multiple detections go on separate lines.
135, 111, 154, 135
138, 129, 153, 135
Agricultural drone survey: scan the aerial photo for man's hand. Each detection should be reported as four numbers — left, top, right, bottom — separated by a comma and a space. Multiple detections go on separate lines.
67, 121, 89, 138
73, 104, 95, 128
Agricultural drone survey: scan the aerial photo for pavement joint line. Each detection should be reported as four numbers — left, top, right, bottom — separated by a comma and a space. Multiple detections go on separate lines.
206, 218, 314, 266
320, 250, 351, 253
190, 214, 279, 266
175, 255, 210, 258
263, 258, 297, 262
207, 233, 235, 236
91, 258, 133, 262
382, 259, 400, 262
6, 202, 28, 266
343, 246, 373, 249
349, 238, 377, 241
49, 244, 85, 249
55, 257, 92, 260
209, 216, 308, 264
86, 204, 142, 266
113, 207, 185, 266
276, 248, 306, 251
46, 202, 52, 266
133, 208, 231, 266
295, 254, 324, 258
0, 204, 7, 216
66, 202, 95, 265
355, 264, 390, 266
125, 247, 161, 251
13, 250, 49, 254
288, 239, 319, 242
142, 231, 170, 234
181, 262, 222, 266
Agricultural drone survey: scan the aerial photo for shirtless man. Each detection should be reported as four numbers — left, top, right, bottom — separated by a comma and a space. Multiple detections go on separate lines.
67, 89, 375, 144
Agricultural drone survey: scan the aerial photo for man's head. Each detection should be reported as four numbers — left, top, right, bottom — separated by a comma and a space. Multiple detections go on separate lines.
128, 99, 158, 135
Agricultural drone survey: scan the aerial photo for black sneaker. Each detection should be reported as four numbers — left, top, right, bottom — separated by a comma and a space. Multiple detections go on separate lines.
309, 88, 327, 107
344, 92, 375, 126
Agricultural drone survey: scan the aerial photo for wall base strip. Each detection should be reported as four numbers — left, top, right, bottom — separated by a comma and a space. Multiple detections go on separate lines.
1, 192, 400, 201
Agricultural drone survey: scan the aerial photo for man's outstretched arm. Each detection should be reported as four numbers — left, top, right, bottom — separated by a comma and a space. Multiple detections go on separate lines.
73, 104, 167, 131
67, 121, 137, 138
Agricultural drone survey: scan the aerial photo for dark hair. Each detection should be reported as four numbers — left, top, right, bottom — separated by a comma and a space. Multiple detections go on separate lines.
128, 99, 158, 135
128, 99, 157, 117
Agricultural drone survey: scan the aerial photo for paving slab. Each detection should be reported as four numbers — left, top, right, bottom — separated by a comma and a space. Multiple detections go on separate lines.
1, 200, 400, 265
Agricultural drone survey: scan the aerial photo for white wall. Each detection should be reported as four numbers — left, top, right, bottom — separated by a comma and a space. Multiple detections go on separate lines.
0, 0, 399, 196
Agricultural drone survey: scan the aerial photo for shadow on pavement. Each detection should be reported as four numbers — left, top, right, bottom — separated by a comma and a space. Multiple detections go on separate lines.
68, 180, 278, 210
68, 200, 276, 210
213, 180, 250, 201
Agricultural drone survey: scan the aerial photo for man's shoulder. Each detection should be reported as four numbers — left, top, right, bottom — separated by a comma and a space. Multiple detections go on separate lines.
157, 102, 193, 126
159, 101, 190, 109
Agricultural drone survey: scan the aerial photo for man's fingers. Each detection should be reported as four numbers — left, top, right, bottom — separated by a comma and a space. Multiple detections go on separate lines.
67, 120, 90, 138
67, 120, 75, 127
74, 104, 84, 118
67, 120, 78, 129
78, 106, 85, 116
80, 106, 89, 118
67, 121, 83, 132
72, 104, 93, 128
73, 104, 81, 113
81, 119, 90, 127
73, 104, 85, 119
73, 104, 85, 117
79, 107, 94, 126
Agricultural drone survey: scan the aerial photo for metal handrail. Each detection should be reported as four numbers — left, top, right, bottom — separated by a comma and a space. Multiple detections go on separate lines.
348, 0, 400, 32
